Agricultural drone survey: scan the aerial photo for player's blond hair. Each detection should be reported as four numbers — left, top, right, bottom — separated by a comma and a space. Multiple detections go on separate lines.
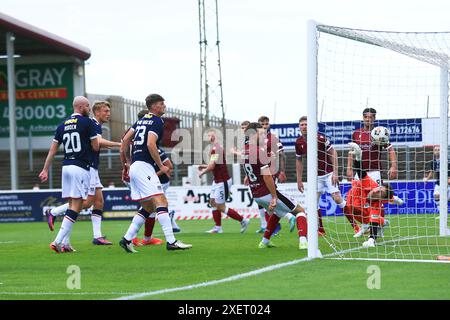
92, 100, 111, 114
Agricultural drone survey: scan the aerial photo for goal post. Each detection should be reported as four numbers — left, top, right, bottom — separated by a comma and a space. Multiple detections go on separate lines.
306, 20, 320, 259
307, 20, 450, 261
439, 67, 449, 237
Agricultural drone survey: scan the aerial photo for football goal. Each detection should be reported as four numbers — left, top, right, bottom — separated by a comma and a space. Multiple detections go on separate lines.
306, 20, 450, 262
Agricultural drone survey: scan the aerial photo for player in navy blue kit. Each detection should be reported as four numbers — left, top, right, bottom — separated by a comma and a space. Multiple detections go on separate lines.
119, 94, 192, 253
44, 101, 121, 246
39, 96, 100, 253
424, 145, 450, 204
122, 110, 180, 247
131, 147, 181, 246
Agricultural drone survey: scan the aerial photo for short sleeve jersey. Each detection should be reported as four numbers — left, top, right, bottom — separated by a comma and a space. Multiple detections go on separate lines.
295, 133, 334, 176
352, 128, 392, 171
152, 148, 170, 184
210, 143, 230, 183
242, 143, 273, 198
53, 113, 97, 170
91, 118, 102, 170
130, 113, 164, 166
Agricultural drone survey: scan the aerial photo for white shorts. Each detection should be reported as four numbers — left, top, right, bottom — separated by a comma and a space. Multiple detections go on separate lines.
317, 173, 340, 194
88, 168, 103, 196
61, 165, 90, 200
210, 178, 232, 204
433, 184, 450, 199
162, 182, 170, 193
355, 171, 382, 185
255, 191, 296, 218
129, 161, 164, 201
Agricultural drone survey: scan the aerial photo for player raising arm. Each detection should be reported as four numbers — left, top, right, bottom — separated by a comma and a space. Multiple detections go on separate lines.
346, 107, 398, 184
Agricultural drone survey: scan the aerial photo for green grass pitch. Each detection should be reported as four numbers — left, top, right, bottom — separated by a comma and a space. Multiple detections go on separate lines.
0, 216, 448, 300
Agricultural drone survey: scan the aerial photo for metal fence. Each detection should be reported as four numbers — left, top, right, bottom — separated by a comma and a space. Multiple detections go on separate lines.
86, 94, 240, 142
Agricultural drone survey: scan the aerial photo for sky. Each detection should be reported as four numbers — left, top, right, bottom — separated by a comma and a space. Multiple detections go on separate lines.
2, 0, 450, 124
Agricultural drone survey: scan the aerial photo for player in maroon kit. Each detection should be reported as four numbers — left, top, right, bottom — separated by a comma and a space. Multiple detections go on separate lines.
346, 108, 403, 217
243, 122, 308, 249
346, 108, 398, 184
199, 128, 250, 234
256, 116, 296, 235
295, 116, 352, 235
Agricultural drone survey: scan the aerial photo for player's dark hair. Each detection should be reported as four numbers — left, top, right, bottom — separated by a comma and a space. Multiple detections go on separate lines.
299, 116, 307, 122
245, 122, 262, 136
258, 116, 269, 123
382, 182, 394, 200
145, 94, 165, 109
137, 109, 148, 120
241, 120, 250, 126
363, 107, 377, 115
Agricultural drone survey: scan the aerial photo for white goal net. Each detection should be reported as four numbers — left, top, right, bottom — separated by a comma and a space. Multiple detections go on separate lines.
307, 22, 450, 262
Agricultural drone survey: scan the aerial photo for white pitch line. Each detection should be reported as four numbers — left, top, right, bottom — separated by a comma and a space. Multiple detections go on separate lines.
0, 241, 16, 244
0, 235, 442, 299
326, 258, 450, 264
114, 234, 441, 300
0, 292, 136, 296
114, 256, 315, 300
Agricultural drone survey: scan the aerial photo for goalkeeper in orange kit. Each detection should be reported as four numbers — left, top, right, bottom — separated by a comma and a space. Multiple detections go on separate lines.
344, 143, 396, 248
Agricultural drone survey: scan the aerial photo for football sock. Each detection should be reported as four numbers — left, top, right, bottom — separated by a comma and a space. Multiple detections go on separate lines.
144, 213, 156, 240
259, 207, 267, 229
317, 208, 325, 232
157, 207, 176, 244
263, 214, 281, 240
369, 222, 379, 240
91, 209, 103, 239
171, 218, 180, 229
62, 235, 71, 246
296, 212, 307, 237
170, 211, 180, 229
51, 203, 69, 216
343, 206, 357, 228
212, 209, 222, 226
54, 209, 78, 244
124, 208, 150, 241
224, 208, 243, 222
